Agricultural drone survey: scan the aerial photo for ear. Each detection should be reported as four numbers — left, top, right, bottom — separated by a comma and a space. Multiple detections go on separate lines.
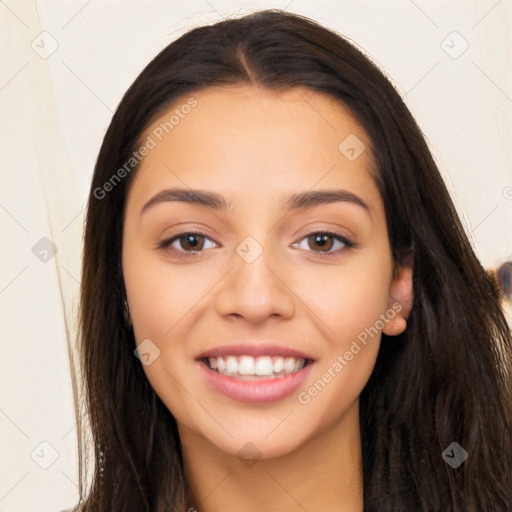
382, 251, 414, 336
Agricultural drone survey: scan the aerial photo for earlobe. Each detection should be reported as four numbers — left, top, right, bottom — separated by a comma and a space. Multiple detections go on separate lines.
383, 252, 414, 337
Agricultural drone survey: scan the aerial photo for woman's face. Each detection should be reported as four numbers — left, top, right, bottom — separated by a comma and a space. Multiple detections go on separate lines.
122, 84, 411, 459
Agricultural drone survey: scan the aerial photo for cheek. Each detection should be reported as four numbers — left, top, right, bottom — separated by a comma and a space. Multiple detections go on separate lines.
300, 254, 392, 348
123, 247, 211, 340
122, 247, 208, 425
296, 262, 391, 419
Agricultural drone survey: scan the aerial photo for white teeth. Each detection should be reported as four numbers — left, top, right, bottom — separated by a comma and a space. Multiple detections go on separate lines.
238, 356, 255, 375
226, 356, 238, 374
273, 356, 284, 373
255, 356, 274, 376
205, 355, 307, 378
284, 357, 295, 373
215, 357, 225, 372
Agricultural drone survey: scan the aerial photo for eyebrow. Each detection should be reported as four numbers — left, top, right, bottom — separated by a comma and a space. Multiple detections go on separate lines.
139, 187, 371, 217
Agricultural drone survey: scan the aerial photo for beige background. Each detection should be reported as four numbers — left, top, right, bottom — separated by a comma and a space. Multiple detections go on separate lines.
1, 0, 511, 510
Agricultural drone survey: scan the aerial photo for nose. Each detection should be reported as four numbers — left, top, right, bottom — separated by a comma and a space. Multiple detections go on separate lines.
214, 243, 296, 324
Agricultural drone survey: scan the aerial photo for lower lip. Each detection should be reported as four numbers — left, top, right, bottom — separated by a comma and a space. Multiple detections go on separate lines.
197, 361, 314, 404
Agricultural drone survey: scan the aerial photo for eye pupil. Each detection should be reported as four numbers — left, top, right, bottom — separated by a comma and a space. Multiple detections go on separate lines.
309, 234, 333, 252
182, 234, 203, 251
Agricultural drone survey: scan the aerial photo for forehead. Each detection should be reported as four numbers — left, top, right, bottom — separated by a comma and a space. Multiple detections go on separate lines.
130, 84, 378, 210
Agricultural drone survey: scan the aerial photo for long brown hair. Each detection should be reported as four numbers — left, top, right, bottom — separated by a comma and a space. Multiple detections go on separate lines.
69, 9, 512, 511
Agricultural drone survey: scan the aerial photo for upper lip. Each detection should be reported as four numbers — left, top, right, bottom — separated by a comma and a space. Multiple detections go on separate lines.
196, 342, 316, 361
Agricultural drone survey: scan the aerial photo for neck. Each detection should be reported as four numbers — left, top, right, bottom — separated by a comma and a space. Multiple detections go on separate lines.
179, 402, 364, 512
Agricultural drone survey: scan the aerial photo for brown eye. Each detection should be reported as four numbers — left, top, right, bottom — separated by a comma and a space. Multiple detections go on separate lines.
307, 233, 334, 252
179, 234, 206, 251
292, 231, 355, 255
157, 231, 217, 257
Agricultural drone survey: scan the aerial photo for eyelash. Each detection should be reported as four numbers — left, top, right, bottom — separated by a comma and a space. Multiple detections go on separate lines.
157, 230, 356, 259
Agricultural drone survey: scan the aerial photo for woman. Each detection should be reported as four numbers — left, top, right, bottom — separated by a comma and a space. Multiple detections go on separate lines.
71, 9, 512, 512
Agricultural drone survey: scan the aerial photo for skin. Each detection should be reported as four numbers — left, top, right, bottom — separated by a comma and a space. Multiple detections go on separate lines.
122, 84, 413, 512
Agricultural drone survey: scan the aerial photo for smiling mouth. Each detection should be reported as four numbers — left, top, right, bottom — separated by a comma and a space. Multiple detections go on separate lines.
200, 355, 314, 380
